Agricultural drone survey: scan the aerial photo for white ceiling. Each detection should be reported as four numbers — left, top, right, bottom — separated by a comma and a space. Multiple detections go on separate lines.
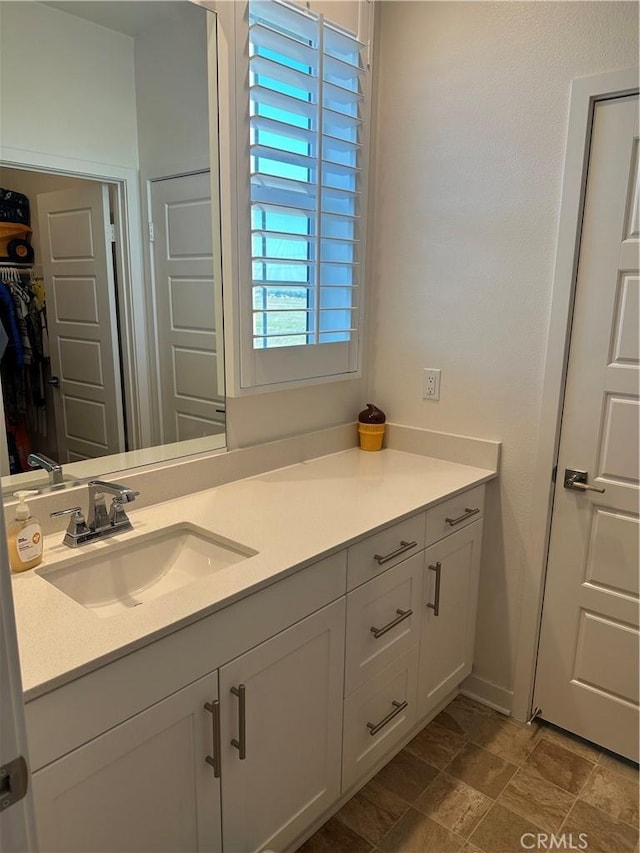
43, 1, 188, 37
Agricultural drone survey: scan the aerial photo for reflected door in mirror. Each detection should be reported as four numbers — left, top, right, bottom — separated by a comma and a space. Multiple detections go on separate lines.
38, 184, 125, 463
151, 172, 224, 444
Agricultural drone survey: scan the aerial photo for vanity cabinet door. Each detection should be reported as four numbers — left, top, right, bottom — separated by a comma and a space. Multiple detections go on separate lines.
219, 598, 345, 853
32, 672, 221, 853
417, 520, 483, 720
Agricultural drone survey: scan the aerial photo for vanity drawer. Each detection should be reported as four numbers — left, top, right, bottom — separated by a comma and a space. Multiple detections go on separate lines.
347, 513, 425, 591
345, 552, 423, 696
342, 646, 418, 793
425, 485, 485, 547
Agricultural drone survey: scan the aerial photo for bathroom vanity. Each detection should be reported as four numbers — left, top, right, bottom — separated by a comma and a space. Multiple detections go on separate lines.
11, 447, 496, 852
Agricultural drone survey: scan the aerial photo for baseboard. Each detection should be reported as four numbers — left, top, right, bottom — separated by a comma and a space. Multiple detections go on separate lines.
461, 673, 513, 716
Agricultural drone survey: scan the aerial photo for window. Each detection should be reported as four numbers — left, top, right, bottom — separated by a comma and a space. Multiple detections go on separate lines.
222, 0, 372, 391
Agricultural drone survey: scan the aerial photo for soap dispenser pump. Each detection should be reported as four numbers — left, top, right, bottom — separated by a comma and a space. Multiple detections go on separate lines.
8, 490, 43, 572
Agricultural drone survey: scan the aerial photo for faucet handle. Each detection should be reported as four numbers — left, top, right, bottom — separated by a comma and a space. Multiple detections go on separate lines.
50, 506, 84, 520
109, 497, 129, 527
50, 507, 90, 546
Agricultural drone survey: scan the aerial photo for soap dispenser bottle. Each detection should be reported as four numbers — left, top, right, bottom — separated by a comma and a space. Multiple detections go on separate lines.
8, 491, 43, 573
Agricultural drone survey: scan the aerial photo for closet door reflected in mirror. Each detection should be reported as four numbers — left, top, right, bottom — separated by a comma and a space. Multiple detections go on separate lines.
0, 0, 225, 494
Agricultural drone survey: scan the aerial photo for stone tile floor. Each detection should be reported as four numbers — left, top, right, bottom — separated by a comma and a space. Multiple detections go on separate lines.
296, 694, 639, 853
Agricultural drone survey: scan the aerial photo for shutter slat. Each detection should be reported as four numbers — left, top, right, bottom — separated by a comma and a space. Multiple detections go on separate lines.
322, 48, 363, 74
250, 22, 316, 68
253, 229, 317, 242
322, 79, 362, 115
251, 115, 316, 146
324, 23, 366, 60
253, 282, 357, 290
255, 307, 357, 314
323, 54, 363, 91
250, 0, 318, 44
252, 230, 359, 246
251, 176, 317, 211
250, 55, 317, 100
322, 107, 361, 140
252, 143, 317, 173
251, 84, 317, 122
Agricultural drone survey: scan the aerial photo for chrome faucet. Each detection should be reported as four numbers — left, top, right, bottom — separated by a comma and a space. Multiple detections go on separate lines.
28, 452, 63, 486
87, 480, 139, 532
52, 480, 139, 547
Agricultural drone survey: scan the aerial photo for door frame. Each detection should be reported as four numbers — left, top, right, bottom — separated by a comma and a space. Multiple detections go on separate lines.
0, 150, 151, 453
512, 68, 640, 723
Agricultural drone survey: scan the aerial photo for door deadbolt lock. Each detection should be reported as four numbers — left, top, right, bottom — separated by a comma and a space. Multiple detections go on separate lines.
563, 469, 606, 494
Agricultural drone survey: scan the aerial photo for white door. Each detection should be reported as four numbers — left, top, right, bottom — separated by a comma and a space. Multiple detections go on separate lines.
0, 514, 38, 852
32, 672, 221, 853
219, 599, 345, 853
534, 95, 639, 761
37, 185, 125, 462
150, 173, 225, 445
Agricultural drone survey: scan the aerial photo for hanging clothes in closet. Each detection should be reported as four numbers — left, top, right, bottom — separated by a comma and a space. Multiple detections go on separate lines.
0, 265, 48, 473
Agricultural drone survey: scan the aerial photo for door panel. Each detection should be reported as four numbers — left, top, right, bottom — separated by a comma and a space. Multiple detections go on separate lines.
150, 173, 224, 445
534, 95, 639, 761
573, 612, 639, 703
37, 185, 124, 461
585, 508, 639, 595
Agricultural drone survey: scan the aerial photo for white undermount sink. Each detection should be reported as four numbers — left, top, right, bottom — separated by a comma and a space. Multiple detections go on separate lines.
36, 524, 257, 618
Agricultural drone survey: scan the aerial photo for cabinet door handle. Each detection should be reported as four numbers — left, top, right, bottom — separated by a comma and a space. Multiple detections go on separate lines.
230, 684, 246, 760
367, 700, 408, 736
445, 507, 480, 527
373, 540, 418, 565
427, 562, 442, 616
204, 699, 221, 778
370, 608, 413, 639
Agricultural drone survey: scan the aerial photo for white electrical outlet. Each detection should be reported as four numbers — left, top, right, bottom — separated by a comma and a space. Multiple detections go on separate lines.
423, 368, 441, 401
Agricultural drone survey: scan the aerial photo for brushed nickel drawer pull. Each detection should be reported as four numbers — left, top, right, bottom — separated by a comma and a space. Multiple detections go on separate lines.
370, 608, 413, 639
373, 540, 418, 565
204, 699, 221, 778
367, 700, 409, 736
427, 562, 442, 616
230, 684, 246, 760
445, 507, 480, 527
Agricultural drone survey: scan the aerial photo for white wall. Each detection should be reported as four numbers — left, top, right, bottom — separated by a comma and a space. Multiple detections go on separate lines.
134, 4, 211, 178
0, 3, 138, 169
369, 1, 639, 710
225, 380, 365, 448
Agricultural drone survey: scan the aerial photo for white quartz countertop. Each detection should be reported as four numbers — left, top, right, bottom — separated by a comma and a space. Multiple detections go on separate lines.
12, 448, 496, 700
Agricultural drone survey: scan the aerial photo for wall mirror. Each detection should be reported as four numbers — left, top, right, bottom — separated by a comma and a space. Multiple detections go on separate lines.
0, 0, 225, 499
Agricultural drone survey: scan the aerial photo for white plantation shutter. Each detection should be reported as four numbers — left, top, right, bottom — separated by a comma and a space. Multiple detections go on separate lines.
233, 0, 370, 389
